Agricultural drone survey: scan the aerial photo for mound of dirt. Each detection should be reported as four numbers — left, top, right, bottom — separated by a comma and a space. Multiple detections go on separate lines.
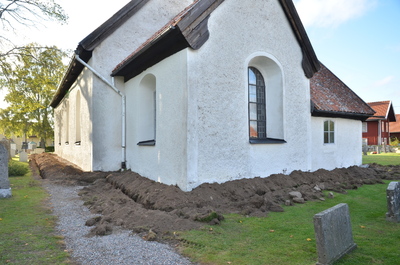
30, 153, 399, 242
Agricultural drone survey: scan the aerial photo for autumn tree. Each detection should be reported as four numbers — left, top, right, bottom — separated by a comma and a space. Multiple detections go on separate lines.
0, 44, 67, 146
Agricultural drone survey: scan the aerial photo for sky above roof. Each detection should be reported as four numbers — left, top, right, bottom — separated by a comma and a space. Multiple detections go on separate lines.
1, 0, 399, 114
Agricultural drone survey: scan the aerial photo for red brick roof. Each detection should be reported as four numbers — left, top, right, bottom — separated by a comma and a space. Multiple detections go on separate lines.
310, 63, 375, 118
390, 114, 400, 133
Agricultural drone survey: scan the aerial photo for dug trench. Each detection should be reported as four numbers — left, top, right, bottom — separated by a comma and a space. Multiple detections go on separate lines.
30, 153, 400, 243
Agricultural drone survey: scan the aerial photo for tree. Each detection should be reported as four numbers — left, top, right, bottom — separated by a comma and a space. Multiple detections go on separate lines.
0, 0, 68, 76
0, 44, 67, 147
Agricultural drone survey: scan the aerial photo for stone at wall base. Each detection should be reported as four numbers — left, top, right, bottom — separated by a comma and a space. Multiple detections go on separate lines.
0, 188, 12, 198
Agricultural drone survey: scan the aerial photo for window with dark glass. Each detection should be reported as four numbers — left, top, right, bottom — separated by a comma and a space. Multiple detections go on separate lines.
248, 67, 266, 139
324, 120, 334, 144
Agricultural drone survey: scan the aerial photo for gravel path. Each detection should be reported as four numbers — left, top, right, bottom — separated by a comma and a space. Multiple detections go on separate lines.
44, 182, 194, 265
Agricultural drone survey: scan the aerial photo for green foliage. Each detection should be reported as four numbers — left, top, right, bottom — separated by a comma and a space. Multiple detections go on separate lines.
0, 44, 67, 145
362, 153, 400, 166
45, 146, 54, 152
0, 173, 72, 264
8, 160, 30, 176
390, 137, 400, 146
179, 182, 400, 265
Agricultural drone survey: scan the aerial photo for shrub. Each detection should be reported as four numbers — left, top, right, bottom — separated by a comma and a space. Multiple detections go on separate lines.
8, 160, 30, 177
45, 146, 55, 152
390, 137, 400, 146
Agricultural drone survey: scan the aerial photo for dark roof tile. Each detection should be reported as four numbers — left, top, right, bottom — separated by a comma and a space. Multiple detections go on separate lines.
310, 63, 375, 119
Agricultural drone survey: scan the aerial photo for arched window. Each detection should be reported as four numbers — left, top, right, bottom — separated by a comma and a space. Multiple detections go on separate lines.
137, 74, 156, 146
247, 55, 285, 144
324, 120, 335, 144
248, 67, 266, 139
75, 91, 81, 145
65, 103, 69, 145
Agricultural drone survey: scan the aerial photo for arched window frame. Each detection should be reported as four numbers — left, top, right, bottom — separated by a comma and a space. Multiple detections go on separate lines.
247, 54, 286, 144
323, 120, 335, 144
248, 67, 266, 140
75, 90, 82, 145
137, 74, 156, 146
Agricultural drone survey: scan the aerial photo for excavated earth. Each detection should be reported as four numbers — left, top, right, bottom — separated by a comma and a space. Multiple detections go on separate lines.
30, 153, 400, 242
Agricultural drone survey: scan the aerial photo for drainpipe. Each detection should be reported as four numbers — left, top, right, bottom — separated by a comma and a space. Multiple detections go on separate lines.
75, 53, 127, 169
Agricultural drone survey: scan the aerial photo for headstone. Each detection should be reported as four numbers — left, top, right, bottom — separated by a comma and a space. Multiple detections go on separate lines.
0, 143, 12, 198
314, 203, 357, 265
19, 151, 28, 162
386, 182, 400, 222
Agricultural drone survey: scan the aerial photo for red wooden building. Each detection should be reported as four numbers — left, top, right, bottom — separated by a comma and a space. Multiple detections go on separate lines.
362, 101, 396, 145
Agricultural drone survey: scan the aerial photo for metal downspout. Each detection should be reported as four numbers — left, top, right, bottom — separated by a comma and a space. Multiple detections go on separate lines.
75, 54, 127, 169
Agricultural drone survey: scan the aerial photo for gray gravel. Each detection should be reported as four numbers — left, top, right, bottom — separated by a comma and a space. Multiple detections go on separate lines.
44, 182, 194, 265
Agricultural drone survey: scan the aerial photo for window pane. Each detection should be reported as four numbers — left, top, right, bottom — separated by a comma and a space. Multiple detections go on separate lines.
249, 85, 257, 102
257, 104, 266, 120
324, 121, 328, 131
324, 132, 329, 143
258, 121, 266, 138
249, 103, 257, 120
330, 121, 334, 131
249, 68, 256, 85
330, 132, 334, 143
257, 87, 265, 104
250, 121, 258, 138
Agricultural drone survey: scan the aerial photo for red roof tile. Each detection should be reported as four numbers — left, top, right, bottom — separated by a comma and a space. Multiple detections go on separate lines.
367, 101, 392, 120
310, 63, 375, 117
390, 114, 400, 133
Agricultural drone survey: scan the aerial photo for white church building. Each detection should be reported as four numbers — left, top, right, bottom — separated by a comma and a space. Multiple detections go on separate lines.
51, 0, 375, 191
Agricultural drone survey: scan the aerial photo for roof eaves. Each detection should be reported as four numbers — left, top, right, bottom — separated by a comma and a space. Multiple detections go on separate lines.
112, 0, 225, 80
50, 0, 149, 108
278, 0, 320, 78
80, 0, 150, 51
311, 108, 373, 121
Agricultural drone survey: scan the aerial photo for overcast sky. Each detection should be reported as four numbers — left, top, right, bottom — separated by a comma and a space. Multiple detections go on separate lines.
1, 0, 399, 115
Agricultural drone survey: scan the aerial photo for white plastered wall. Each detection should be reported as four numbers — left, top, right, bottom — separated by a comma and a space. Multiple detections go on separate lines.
124, 50, 189, 189
184, 0, 311, 189
54, 68, 93, 171
85, 0, 194, 171
311, 117, 362, 170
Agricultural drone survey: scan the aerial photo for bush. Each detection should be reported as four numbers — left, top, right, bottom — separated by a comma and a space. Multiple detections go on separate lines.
45, 146, 54, 152
390, 137, 400, 146
8, 160, 30, 177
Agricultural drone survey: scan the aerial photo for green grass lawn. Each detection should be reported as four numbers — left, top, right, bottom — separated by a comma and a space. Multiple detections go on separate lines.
0, 162, 72, 264
179, 181, 400, 265
178, 153, 400, 264
363, 152, 400, 166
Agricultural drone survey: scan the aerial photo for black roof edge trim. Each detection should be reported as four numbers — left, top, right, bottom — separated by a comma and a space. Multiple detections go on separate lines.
112, 27, 190, 81
311, 109, 373, 121
79, 0, 150, 51
278, 0, 320, 78
50, 47, 92, 108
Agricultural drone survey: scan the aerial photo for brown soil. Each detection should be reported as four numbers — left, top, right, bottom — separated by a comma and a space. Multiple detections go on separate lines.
30, 153, 400, 242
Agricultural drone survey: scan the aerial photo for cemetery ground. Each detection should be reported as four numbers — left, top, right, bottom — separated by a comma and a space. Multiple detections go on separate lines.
0, 159, 72, 264
1, 153, 400, 264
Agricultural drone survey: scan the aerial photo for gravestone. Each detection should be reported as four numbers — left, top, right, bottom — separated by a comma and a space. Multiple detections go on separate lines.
314, 203, 356, 265
19, 151, 28, 162
386, 182, 400, 222
0, 142, 12, 198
